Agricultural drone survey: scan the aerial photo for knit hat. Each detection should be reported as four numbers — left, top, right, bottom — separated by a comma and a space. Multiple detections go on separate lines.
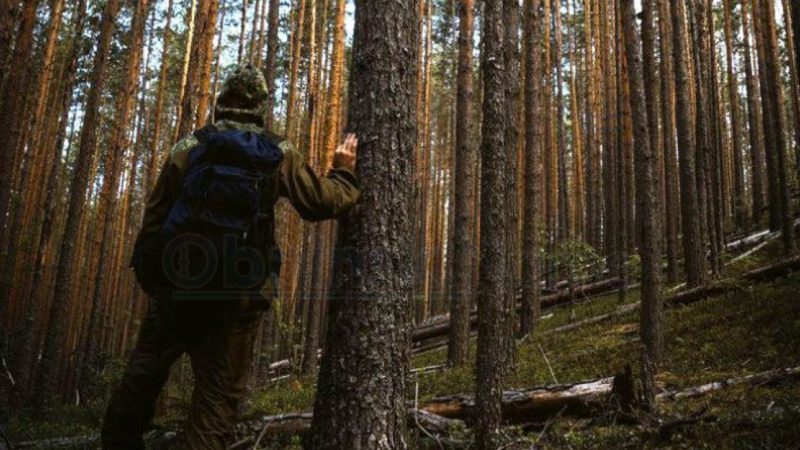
214, 65, 269, 127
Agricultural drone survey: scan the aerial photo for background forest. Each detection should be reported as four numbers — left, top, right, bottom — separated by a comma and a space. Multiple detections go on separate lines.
1, 0, 800, 448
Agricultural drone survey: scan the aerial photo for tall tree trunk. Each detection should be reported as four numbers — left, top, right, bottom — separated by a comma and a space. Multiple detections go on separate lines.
520, 0, 542, 338
308, 0, 418, 447
554, 0, 570, 243
147, 0, 174, 191
659, 0, 680, 283
621, 0, 663, 411
743, 0, 767, 226
751, 0, 782, 231
725, 0, 748, 230
174, 0, 199, 142
756, 0, 795, 253
82, 0, 149, 385
264, 0, 281, 130
780, 0, 800, 180
671, 0, 706, 286
475, 0, 508, 447
0, 0, 17, 76
285, 0, 308, 137
177, 0, 216, 139
502, 0, 520, 362
447, 0, 476, 365
238, 0, 248, 63
195, 0, 221, 127
641, 0, 661, 255
36, 0, 121, 405
0, 0, 39, 265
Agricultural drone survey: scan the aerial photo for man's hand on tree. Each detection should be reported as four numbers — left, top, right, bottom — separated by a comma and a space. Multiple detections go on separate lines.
333, 133, 358, 172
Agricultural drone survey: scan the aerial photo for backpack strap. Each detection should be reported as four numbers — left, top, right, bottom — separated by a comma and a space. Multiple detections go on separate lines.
193, 124, 219, 144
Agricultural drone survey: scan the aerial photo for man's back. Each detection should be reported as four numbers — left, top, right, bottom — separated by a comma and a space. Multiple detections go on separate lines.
102, 65, 359, 450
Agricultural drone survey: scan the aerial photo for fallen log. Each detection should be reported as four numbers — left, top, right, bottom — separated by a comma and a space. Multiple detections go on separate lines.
724, 219, 800, 254
411, 277, 622, 343
656, 366, 800, 401
541, 256, 800, 337
669, 254, 800, 307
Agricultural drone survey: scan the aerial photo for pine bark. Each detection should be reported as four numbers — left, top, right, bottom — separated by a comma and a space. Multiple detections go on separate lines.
447, 0, 476, 366
755, 0, 795, 253
621, 0, 663, 410
520, 0, 543, 338
742, 0, 767, 226
724, 0, 747, 229
671, 0, 706, 286
474, 0, 508, 447
307, 0, 418, 447
659, 0, 680, 283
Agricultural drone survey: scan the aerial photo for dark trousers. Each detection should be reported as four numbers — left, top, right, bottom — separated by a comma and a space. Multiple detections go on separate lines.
102, 298, 261, 450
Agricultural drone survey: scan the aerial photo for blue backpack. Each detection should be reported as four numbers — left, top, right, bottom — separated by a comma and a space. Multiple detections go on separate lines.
142, 125, 284, 298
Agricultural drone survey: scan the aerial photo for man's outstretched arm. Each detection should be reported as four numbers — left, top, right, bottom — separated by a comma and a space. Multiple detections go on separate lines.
279, 134, 361, 221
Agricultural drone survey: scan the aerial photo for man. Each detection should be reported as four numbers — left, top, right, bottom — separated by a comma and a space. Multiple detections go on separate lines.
102, 65, 360, 449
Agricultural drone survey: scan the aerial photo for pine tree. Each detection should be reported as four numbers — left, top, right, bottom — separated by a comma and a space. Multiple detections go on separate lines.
447, 0, 476, 365
621, 0, 662, 410
520, 0, 543, 338
308, 0, 419, 447
671, 0, 706, 286
475, 0, 509, 446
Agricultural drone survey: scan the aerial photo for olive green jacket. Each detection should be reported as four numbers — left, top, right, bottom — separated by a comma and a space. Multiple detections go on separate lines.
135, 120, 360, 258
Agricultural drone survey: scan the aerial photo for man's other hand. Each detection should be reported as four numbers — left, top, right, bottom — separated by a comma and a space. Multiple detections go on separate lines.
333, 133, 358, 172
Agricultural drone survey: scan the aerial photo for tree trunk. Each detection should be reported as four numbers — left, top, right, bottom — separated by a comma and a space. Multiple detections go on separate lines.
264, 0, 281, 130
671, 0, 706, 287
81, 0, 149, 385
756, 0, 795, 253
724, 0, 747, 230
0, 0, 39, 262
36, 0, 121, 405
742, 0, 767, 227
447, 0, 476, 366
659, 0, 680, 283
474, 0, 508, 446
621, 0, 663, 411
307, 0, 418, 447
520, 0, 543, 338
147, 0, 174, 191
195, 0, 221, 127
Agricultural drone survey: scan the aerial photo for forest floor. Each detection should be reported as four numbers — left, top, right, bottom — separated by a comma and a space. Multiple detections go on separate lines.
7, 239, 800, 449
